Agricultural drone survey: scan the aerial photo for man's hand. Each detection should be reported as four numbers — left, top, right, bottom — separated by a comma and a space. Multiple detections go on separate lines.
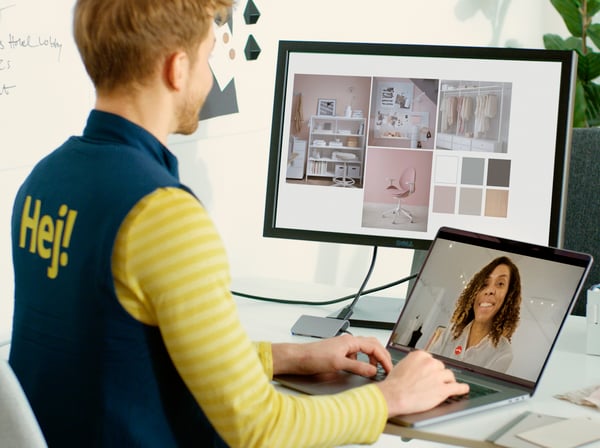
271, 336, 468, 418
272, 334, 392, 377
377, 350, 470, 417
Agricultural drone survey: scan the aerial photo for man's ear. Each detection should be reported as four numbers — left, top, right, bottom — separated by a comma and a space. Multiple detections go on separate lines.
164, 51, 188, 91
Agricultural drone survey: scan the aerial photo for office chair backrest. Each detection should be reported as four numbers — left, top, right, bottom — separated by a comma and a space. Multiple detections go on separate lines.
0, 360, 47, 447
400, 167, 416, 193
564, 128, 600, 316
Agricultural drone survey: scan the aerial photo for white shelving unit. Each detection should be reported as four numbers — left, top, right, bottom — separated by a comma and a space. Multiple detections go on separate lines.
307, 115, 366, 185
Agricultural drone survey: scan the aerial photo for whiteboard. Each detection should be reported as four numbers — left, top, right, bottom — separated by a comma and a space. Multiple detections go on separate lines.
0, 0, 93, 343
0, 0, 93, 169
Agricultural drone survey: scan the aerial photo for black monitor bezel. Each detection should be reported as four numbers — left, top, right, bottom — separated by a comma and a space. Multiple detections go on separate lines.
263, 40, 576, 250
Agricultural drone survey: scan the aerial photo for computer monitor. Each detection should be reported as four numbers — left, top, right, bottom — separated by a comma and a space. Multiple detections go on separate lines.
263, 41, 576, 327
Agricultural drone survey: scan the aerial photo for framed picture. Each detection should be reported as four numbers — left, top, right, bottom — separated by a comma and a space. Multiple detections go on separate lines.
378, 82, 413, 109
317, 98, 336, 116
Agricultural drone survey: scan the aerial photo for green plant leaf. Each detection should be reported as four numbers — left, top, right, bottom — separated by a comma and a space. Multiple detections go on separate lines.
587, 0, 600, 16
578, 52, 600, 81
587, 23, 600, 48
572, 82, 588, 128
545, 0, 600, 127
565, 35, 588, 52
543, 33, 584, 52
543, 33, 567, 49
550, 0, 584, 37
582, 81, 600, 126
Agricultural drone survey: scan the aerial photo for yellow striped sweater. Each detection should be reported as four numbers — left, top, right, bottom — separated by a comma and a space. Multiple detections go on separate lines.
111, 187, 387, 447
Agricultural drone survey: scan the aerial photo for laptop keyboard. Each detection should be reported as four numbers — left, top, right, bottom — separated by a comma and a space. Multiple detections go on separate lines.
372, 364, 387, 381
371, 365, 498, 402
444, 381, 497, 403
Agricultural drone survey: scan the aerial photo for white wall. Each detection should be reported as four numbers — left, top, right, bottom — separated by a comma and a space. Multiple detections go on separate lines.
0, 0, 569, 343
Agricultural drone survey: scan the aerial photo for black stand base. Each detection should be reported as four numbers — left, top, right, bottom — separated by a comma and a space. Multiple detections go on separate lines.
328, 248, 427, 330
329, 296, 405, 330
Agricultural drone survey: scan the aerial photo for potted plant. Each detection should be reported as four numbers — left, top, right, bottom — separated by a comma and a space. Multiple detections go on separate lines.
544, 0, 600, 316
543, 0, 600, 127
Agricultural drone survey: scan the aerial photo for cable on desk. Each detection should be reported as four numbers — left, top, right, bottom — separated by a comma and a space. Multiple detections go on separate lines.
230, 272, 417, 306
333, 246, 378, 320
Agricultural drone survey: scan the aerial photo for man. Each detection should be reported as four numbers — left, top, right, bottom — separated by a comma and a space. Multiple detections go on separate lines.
9, 0, 468, 446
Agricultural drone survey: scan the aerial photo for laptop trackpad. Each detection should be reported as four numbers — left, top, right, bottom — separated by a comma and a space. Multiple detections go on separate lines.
275, 371, 373, 395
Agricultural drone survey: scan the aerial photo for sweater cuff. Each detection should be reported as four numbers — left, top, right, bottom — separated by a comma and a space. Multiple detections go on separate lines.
253, 341, 274, 380
363, 383, 389, 440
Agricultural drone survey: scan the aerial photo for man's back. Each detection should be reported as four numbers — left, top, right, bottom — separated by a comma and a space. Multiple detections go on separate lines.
10, 111, 222, 447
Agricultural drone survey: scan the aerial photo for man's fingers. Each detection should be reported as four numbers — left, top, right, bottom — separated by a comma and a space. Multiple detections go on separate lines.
340, 357, 378, 377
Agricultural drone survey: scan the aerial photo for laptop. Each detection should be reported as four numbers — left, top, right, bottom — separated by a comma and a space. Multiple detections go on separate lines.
275, 226, 593, 427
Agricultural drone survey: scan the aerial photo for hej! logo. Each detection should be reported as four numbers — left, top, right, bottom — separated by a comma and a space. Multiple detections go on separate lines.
18, 196, 78, 279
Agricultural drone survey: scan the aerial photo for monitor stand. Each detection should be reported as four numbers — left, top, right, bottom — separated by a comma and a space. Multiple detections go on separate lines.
328, 248, 427, 330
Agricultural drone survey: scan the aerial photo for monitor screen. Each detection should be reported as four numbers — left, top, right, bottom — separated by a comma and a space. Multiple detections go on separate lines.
263, 41, 576, 251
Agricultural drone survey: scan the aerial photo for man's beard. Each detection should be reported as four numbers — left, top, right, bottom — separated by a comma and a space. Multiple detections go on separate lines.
175, 94, 204, 135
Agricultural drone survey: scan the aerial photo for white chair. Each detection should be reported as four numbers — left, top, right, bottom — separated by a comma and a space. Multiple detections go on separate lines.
0, 360, 47, 447
382, 167, 416, 223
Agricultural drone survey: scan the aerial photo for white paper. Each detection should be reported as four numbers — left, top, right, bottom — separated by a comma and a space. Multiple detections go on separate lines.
488, 412, 565, 448
516, 416, 600, 448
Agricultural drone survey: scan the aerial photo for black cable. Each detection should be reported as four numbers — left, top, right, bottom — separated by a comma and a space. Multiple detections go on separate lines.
331, 246, 378, 319
231, 267, 417, 306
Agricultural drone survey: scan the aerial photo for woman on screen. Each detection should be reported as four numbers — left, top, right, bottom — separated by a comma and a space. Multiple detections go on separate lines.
427, 256, 522, 372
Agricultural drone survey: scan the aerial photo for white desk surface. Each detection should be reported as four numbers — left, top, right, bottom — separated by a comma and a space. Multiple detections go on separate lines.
2, 287, 597, 447
233, 291, 600, 448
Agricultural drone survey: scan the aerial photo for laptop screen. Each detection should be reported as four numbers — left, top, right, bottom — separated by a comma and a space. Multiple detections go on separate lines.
389, 227, 591, 388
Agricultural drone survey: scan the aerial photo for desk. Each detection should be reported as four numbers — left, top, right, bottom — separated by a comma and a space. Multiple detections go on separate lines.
234, 294, 600, 447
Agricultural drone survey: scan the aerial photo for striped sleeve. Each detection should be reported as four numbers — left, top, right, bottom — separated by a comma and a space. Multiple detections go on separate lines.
112, 187, 387, 447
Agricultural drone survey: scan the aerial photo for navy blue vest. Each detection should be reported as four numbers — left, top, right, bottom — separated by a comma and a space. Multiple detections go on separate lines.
10, 111, 226, 447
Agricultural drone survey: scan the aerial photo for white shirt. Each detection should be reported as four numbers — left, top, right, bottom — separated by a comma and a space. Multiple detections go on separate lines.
428, 321, 513, 372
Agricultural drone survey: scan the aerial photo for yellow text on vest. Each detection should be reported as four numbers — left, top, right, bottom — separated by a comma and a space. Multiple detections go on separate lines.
18, 195, 78, 279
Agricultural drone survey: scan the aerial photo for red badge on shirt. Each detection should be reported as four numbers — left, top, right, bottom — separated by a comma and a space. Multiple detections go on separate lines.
454, 345, 463, 355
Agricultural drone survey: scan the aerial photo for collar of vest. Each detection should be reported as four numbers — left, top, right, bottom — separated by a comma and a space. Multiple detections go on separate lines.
84, 110, 179, 179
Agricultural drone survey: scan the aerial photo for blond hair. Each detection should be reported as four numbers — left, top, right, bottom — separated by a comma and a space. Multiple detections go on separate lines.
73, 0, 232, 91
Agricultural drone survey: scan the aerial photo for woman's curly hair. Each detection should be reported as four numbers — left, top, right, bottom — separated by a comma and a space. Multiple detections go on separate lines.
449, 256, 522, 347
